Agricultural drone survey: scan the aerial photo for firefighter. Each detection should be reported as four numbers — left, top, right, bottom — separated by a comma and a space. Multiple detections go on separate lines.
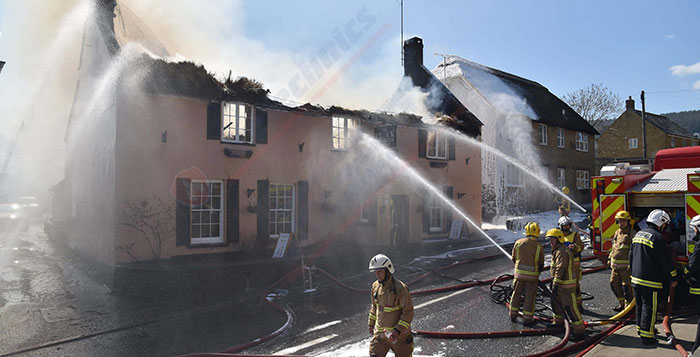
547, 228, 586, 340
630, 209, 677, 345
368, 254, 414, 357
557, 186, 571, 217
685, 215, 700, 355
509, 222, 545, 326
608, 210, 636, 312
559, 215, 584, 310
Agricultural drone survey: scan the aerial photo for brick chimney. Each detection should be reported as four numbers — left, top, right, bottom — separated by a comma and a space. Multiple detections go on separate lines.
403, 37, 423, 76
626, 96, 635, 111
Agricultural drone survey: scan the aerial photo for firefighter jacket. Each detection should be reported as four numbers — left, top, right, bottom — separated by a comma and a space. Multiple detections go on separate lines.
368, 276, 414, 337
609, 226, 635, 269
551, 243, 576, 289
684, 234, 700, 295
563, 231, 584, 261
511, 236, 545, 282
630, 227, 677, 290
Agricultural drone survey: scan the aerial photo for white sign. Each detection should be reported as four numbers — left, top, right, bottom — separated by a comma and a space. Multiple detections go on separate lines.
272, 233, 291, 258
448, 220, 463, 240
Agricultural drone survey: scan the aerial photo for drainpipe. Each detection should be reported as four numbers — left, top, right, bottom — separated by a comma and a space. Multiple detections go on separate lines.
641, 90, 647, 160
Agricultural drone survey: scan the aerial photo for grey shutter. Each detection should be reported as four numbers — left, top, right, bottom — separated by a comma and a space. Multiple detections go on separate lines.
443, 186, 453, 233
226, 179, 239, 243
256, 107, 268, 144
368, 199, 377, 226
448, 136, 456, 160
418, 129, 427, 158
422, 190, 430, 233
297, 180, 309, 240
176, 178, 191, 246
207, 102, 221, 140
257, 179, 270, 241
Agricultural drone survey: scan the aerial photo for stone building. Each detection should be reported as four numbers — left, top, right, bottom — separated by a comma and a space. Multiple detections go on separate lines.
597, 97, 699, 171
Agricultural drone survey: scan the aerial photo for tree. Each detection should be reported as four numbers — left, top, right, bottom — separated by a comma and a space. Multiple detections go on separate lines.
562, 83, 623, 129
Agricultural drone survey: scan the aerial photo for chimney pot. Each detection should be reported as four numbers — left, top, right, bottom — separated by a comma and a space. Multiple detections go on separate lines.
626, 96, 635, 111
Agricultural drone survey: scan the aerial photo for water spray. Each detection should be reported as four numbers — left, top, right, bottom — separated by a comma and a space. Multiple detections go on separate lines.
444, 128, 588, 214
359, 133, 513, 261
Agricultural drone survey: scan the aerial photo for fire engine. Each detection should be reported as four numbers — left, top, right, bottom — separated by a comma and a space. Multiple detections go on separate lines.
590, 146, 700, 262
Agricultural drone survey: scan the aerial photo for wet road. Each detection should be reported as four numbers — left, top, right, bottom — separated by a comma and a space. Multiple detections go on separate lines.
0, 224, 620, 356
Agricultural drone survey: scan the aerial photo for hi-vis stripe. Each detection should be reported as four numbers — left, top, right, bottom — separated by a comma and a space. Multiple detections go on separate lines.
687, 195, 700, 224
689, 176, 700, 192
605, 179, 623, 194
601, 195, 625, 238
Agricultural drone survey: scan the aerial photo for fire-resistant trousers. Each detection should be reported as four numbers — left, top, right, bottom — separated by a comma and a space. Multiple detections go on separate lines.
692, 294, 700, 353
610, 268, 632, 304
369, 332, 413, 357
551, 286, 585, 335
509, 279, 538, 323
634, 285, 659, 340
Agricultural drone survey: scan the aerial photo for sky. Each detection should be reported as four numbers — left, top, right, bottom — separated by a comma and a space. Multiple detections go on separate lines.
0, 0, 699, 193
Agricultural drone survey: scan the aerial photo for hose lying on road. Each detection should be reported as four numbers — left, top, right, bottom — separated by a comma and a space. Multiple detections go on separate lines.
662, 285, 690, 357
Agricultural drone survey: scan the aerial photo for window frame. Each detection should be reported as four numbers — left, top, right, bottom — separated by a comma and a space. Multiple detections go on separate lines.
221, 102, 255, 144
576, 170, 590, 189
505, 163, 524, 188
539, 124, 548, 145
360, 200, 371, 223
671, 137, 676, 147
190, 179, 225, 245
557, 128, 565, 148
557, 167, 566, 188
575, 132, 589, 152
428, 193, 444, 232
629, 138, 638, 149
332, 116, 358, 151
269, 183, 295, 239
426, 130, 448, 160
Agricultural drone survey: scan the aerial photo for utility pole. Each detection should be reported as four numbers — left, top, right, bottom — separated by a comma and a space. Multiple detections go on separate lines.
641, 90, 647, 159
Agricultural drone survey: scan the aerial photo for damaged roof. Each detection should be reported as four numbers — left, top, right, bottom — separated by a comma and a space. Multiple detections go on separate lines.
434, 56, 598, 135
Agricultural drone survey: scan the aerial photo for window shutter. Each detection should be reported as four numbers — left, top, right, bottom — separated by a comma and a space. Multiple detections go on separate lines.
297, 180, 309, 240
448, 136, 456, 160
368, 199, 377, 226
226, 179, 239, 243
443, 186, 453, 233
418, 129, 427, 158
257, 179, 270, 241
207, 102, 221, 140
175, 178, 191, 246
422, 190, 430, 233
256, 107, 268, 144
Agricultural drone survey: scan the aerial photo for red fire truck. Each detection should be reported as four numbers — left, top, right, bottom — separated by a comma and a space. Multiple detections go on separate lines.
590, 146, 700, 262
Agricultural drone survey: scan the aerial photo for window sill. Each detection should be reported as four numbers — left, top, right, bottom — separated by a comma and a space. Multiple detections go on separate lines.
221, 141, 256, 146
188, 241, 229, 248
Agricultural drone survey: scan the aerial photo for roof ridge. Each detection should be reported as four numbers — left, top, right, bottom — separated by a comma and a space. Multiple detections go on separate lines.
442, 55, 543, 88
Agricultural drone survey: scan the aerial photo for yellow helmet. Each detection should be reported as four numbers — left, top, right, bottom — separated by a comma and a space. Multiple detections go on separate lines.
546, 228, 565, 243
561, 186, 570, 195
525, 222, 540, 237
615, 210, 631, 220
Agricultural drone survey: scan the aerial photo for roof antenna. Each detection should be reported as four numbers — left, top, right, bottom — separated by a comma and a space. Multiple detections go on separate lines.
434, 53, 449, 81
400, 0, 403, 66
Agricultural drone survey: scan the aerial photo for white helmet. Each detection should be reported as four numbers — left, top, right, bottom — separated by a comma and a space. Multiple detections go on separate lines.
558, 216, 573, 229
646, 209, 670, 227
690, 215, 700, 230
369, 254, 395, 274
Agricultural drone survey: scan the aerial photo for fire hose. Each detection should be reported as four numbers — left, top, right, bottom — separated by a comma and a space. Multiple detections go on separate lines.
662, 284, 690, 356
179, 254, 611, 356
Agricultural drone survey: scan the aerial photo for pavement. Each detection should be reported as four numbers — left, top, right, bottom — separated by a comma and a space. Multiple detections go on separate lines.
588, 316, 700, 356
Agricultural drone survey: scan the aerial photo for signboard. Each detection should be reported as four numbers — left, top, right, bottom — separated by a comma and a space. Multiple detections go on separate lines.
448, 220, 463, 240
374, 125, 397, 148
272, 233, 291, 258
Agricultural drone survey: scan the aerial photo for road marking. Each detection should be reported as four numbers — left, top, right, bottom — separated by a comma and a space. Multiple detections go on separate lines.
273, 334, 339, 355
303, 320, 341, 334
414, 286, 477, 310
